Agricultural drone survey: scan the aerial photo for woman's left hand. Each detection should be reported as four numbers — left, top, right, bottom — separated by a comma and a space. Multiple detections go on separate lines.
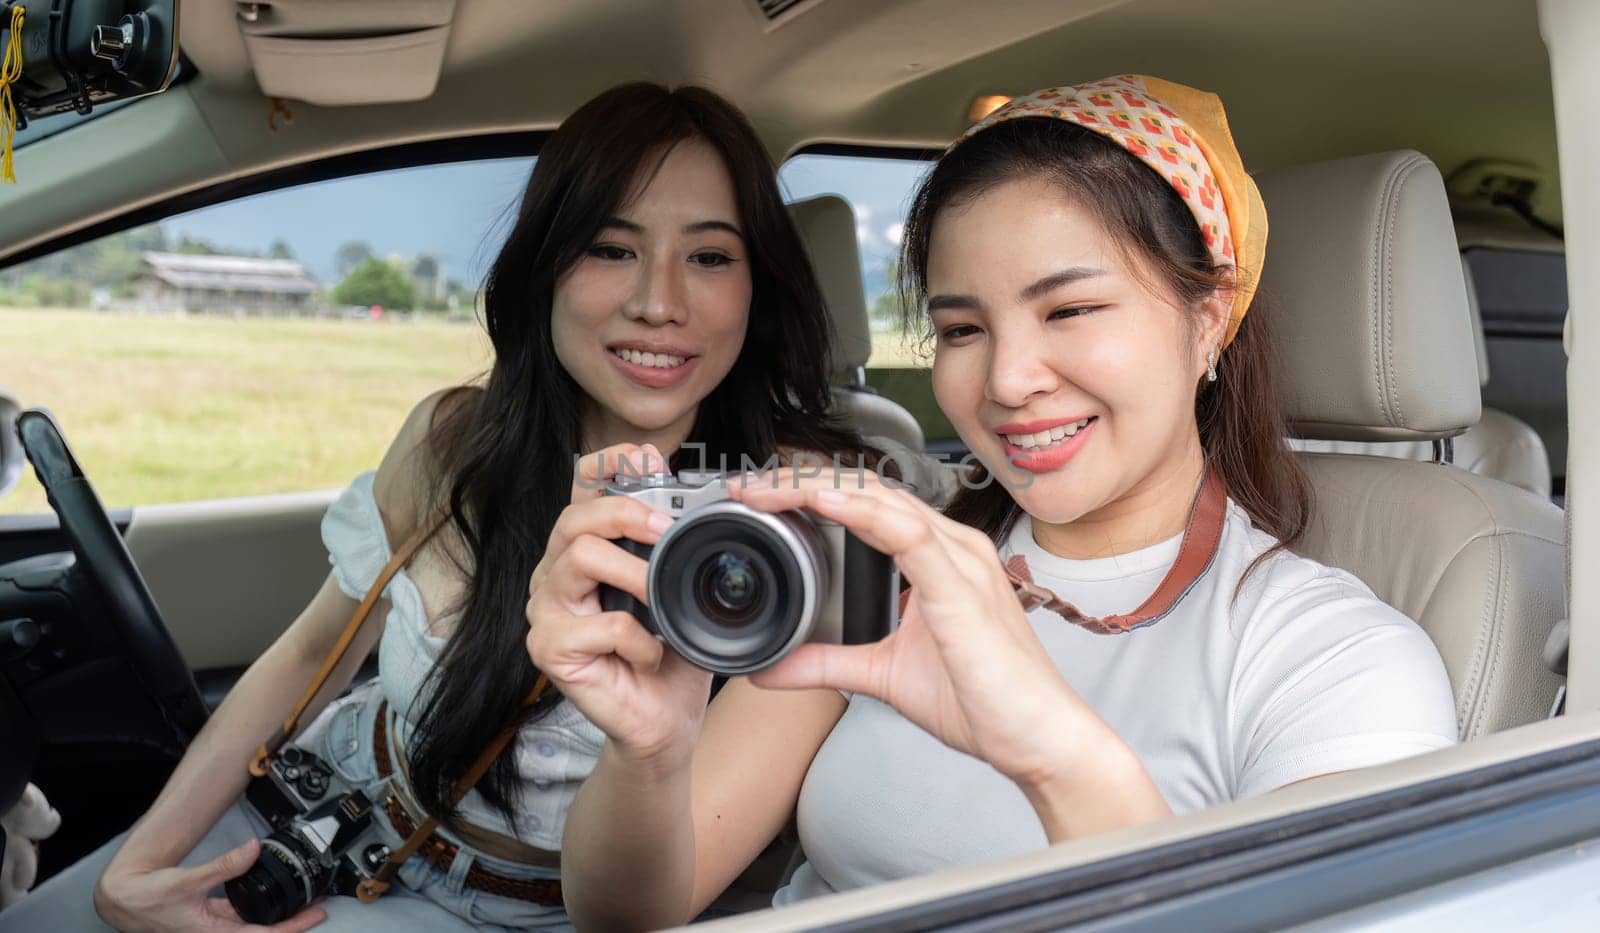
729, 470, 1103, 793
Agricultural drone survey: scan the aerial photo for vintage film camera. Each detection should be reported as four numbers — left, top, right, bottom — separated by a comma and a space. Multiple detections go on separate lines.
226, 746, 391, 924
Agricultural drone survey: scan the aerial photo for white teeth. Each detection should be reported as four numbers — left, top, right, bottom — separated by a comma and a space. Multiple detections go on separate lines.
1004, 418, 1094, 449
614, 348, 686, 368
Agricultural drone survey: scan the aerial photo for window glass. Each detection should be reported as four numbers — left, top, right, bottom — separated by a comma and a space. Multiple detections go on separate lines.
1465, 246, 1569, 493
0, 156, 535, 514
779, 151, 957, 443
779, 152, 933, 368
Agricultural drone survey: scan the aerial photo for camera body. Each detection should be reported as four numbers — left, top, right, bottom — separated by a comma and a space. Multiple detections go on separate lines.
227, 747, 391, 925
599, 469, 898, 675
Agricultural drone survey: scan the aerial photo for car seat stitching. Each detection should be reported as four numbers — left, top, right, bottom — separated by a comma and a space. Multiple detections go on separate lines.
1482, 534, 1513, 738
1474, 535, 1509, 740
1381, 155, 1428, 431
1461, 531, 1497, 737
1369, 162, 1395, 428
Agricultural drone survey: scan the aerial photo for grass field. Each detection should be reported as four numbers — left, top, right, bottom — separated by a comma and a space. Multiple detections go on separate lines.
1, 307, 931, 515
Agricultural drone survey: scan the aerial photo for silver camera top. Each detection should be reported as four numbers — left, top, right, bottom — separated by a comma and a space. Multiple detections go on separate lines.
605, 469, 736, 516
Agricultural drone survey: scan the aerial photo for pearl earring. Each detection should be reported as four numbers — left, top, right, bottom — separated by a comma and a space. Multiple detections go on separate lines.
1206, 350, 1219, 383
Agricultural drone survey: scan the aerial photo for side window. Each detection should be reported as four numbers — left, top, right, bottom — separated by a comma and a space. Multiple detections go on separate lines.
1465, 246, 1569, 496
779, 151, 959, 444
0, 155, 536, 515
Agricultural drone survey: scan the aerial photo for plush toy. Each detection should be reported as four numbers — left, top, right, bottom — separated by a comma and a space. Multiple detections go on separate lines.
0, 784, 61, 909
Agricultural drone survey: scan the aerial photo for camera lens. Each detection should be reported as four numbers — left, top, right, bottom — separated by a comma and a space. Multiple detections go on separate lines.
224, 831, 329, 925
695, 552, 764, 625
648, 502, 829, 674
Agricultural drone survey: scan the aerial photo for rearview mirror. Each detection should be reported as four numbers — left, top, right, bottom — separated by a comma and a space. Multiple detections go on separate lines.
2, 0, 180, 125
0, 388, 21, 499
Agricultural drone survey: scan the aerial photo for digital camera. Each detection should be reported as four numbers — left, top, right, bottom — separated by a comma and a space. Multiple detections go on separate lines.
598, 469, 899, 675
226, 747, 391, 925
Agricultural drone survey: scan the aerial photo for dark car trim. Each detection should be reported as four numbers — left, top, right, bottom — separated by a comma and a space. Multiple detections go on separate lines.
0, 510, 129, 566
819, 736, 1600, 931
788, 142, 944, 163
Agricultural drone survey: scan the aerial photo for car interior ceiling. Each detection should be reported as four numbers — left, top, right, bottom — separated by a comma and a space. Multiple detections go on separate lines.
0, 0, 1576, 910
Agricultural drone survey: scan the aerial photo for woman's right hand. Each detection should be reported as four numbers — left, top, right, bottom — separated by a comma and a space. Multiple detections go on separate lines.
93, 839, 326, 932
525, 443, 713, 768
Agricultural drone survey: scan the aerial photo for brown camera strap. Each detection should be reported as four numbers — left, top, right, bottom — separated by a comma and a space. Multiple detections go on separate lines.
357, 675, 549, 902
1004, 467, 1228, 633
244, 510, 551, 903
249, 514, 449, 778
896, 467, 1228, 634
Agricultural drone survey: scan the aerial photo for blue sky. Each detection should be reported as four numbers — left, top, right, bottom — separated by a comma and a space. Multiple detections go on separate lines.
164, 157, 536, 286
160, 153, 933, 299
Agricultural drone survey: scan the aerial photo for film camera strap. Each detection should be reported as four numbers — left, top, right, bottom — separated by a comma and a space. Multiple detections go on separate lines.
1001, 466, 1228, 633
246, 512, 551, 904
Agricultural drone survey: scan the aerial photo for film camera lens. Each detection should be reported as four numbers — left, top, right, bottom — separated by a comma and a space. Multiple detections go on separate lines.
225, 832, 332, 925
227, 770, 382, 925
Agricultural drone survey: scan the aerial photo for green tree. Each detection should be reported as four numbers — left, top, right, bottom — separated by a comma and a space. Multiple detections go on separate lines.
7, 222, 169, 292
335, 241, 375, 277
331, 257, 415, 311
87, 224, 168, 287
23, 274, 90, 307
268, 239, 296, 260
869, 257, 902, 324
175, 235, 223, 256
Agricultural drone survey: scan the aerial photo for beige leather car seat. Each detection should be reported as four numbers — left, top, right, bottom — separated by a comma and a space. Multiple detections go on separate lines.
788, 195, 957, 505
787, 195, 924, 448
1292, 256, 1552, 497
1258, 150, 1565, 738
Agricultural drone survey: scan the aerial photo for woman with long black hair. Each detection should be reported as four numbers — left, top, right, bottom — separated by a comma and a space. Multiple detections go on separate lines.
5, 82, 875, 932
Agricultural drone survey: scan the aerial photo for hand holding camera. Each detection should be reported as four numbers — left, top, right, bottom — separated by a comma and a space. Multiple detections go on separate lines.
523, 444, 715, 767
524, 449, 903, 766
93, 832, 326, 933
728, 470, 1117, 798
225, 747, 386, 925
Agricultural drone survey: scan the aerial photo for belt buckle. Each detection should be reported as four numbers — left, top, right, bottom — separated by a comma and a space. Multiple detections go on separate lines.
371, 779, 397, 818
424, 834, 452, 863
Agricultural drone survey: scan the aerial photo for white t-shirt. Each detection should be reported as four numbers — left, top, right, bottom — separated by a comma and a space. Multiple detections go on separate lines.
775, 499, 1458, 903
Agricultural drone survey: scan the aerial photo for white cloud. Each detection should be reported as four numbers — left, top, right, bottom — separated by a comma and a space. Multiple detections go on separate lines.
883, 222, 905, 246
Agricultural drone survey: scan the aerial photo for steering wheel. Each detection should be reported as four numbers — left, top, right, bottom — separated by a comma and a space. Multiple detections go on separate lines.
16, 408, 208, 744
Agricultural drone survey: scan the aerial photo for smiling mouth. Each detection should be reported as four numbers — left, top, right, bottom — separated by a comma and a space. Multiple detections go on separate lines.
1000, 417, 1096, 451
610, 347, 690, 368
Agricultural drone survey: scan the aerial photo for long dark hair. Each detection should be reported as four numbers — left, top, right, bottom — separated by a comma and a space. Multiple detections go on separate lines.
407, 83, 871, 826
899, 117, 1309, 555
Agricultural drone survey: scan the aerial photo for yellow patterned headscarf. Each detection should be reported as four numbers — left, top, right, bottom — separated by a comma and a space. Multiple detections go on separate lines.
962, 75, 1267, 347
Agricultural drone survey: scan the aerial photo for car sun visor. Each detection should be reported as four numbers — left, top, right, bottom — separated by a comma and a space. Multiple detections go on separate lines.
234, 0, 456, 107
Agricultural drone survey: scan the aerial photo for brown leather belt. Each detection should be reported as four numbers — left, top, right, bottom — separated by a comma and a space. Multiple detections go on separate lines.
373, 701, 564, 906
